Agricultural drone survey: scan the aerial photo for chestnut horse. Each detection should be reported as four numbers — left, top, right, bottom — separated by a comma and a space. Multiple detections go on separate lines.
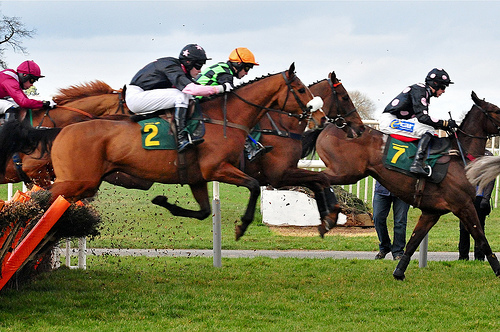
0, 63, 326, 239
1, 81, 128, 187
241, 71, 364, 235
302, 91, 500, 280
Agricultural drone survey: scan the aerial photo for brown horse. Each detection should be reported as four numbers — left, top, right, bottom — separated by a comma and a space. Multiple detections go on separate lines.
0, 63, 325, 239
302, 91, 500, 279
241, 71, 364, 235
1, 81, 128, 187
308, 72, 365, 139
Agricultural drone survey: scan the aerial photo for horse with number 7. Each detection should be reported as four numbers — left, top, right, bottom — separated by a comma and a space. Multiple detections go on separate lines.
302, 91, 500, 280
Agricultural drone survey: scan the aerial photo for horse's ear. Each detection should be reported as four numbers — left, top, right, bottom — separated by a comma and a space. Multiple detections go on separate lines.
330, 71, 337, 81
471, 91, 480, 104
289, 62, 295, 75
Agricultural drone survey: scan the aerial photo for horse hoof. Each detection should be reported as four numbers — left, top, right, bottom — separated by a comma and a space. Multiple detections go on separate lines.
235, 225, 243, 241
393, 268, 406, 281
317, 225, 326, 238
324, 215, 337, 229
151, 195, 168, 207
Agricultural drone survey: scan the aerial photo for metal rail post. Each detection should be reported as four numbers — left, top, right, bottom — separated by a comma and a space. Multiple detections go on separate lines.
212, 182, 222, 267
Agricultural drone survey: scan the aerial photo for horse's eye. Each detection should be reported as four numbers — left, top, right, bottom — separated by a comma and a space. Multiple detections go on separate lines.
298, 88, 305, 93
342, 96, 349, 101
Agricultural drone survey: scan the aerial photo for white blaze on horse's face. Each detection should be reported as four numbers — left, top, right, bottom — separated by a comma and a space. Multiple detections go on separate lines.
307, 96, 324, 113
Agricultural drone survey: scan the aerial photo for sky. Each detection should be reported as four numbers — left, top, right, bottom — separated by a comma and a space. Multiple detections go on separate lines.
1, 0, 500, 120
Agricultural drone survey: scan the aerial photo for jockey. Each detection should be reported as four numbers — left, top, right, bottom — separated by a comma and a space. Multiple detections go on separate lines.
196, 47, 272, 161
379, 68, 458, 176
125, 44, 231, 152
0, 60, 56, 122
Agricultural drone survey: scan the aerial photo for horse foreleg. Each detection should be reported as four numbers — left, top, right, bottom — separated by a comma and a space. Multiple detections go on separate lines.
459, 211, 500, 277
210, 163, 260, 240
317, 186, 341, 238
393, 212, 440, 280
151, 182, 211, 220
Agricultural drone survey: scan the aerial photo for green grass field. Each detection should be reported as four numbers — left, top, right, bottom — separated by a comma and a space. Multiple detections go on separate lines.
80, 182, 500, 254
1, 181, 500, 331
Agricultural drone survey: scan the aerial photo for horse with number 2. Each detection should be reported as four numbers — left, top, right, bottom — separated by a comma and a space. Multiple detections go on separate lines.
0, 63, 329, 239
303, 91, 500, 280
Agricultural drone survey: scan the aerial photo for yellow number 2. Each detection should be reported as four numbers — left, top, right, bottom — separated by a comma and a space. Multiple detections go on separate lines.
144, 123, 160, 146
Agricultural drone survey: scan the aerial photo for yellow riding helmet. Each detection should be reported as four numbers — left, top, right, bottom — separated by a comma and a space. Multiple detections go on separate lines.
228, 47, 259, 65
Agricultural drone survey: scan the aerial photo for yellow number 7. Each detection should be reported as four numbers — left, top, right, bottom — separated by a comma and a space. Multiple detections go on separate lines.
391, 143, 409, 164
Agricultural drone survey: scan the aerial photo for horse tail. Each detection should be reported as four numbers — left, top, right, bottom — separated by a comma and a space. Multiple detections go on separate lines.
301, 128, 322, 158
466, 155, 500, 191
0, 120, 61, 174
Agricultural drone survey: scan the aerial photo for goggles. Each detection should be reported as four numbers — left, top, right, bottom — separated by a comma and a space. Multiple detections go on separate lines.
243, 64, 254, 72
192, 61, 205, 70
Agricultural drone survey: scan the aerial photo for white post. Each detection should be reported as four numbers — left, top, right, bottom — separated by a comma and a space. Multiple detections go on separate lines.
7, 183, 13, 200
212, 181, 222, 267
78, 237, 87, 270
419, 233, 429, 268
65, 239, 72, 267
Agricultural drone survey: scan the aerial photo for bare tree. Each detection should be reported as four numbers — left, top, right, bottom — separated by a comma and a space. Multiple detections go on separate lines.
348, 90, 376, 120
0, 15, 36, 68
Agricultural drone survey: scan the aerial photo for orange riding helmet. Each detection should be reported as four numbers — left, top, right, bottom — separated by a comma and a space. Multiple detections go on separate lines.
228, 48, 259, 66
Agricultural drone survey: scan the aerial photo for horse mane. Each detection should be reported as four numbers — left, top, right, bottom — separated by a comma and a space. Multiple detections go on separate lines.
309, 78, 327, 87
53, 80, 118, 105
198, 72, 280, 103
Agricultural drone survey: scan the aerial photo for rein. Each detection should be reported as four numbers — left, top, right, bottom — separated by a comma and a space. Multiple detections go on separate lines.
201, 70, 313, 137
229, 71, 312, 121
35, 106, 96, 128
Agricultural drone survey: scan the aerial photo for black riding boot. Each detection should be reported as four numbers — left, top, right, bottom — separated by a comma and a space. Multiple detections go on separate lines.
409, 132, 433, 176
4, 107, 20, 122
174, 107, 193, 153
244, 137, 273, 162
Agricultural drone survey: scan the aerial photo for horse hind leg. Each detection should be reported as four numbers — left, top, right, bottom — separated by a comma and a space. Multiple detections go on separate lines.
151, 183, 211, 220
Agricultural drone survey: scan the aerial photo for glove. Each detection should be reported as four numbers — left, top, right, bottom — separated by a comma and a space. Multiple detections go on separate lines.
216, 82, 233, 94
446, 119, 458, 130
42, 100, 57, 109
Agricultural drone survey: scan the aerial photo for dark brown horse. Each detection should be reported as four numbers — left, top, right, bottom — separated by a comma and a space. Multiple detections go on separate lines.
302, 91, 500, 279
242, 71, 364, 235
0, 64, 325, 239
1, 81, 128, 187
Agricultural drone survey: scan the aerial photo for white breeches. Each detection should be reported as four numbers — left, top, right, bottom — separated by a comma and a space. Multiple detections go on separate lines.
125, 85, 191, 114
0, 99, 18, 115
379, 113, 436, 138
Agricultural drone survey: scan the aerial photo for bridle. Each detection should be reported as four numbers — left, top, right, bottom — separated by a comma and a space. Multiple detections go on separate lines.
456, 103, 500, 140
230, 71, 313, 121
322, 78, 358, 129
212, 70, 317, 139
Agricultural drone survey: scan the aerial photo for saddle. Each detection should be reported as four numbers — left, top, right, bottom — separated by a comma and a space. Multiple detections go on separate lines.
383, 135, 452, 184
131, 103, 205, 150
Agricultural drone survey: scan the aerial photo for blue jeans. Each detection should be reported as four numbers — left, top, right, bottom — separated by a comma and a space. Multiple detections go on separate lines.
373, 193, 410, 257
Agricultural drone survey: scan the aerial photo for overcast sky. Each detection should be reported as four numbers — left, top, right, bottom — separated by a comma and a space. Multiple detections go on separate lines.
1, 0, 500, 120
